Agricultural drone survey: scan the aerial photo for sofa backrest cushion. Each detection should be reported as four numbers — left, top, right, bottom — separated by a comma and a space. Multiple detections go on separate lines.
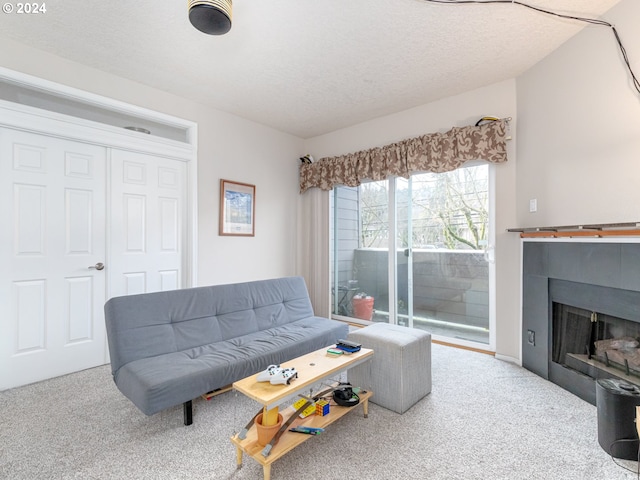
105, 276, 315, 375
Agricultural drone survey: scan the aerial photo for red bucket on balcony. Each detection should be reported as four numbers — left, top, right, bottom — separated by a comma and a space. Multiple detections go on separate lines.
352, 294, 374, 321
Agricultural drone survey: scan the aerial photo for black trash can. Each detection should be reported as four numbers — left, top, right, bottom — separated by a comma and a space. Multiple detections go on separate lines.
596, 378, 640, 460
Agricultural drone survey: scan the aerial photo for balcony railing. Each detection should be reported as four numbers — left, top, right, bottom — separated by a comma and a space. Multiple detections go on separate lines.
334, 248, 489, 344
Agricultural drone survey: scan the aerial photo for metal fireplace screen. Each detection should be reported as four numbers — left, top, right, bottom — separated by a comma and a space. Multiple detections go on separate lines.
553, 302, 640, 378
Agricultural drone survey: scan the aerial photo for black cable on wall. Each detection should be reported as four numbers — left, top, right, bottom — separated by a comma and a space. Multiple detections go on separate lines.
421, 0, 640, 96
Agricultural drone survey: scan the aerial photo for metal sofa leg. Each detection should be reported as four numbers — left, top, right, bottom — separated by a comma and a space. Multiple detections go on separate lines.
184, 400, 193, 425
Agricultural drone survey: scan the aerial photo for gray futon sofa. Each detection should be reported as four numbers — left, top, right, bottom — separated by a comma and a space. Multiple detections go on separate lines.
104, 276, 348, 425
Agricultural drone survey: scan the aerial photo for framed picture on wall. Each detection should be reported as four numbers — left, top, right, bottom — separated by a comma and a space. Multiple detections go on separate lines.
219, 179, 256, 236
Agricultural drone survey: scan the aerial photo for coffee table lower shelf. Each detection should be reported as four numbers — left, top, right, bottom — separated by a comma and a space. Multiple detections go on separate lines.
230, 390, 372, 480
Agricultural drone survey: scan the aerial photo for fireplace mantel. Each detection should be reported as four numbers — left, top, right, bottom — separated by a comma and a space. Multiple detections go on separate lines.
508, 221, 640, 239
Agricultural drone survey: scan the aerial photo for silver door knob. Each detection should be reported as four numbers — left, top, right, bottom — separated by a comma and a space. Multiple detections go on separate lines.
88, 262, 105, 271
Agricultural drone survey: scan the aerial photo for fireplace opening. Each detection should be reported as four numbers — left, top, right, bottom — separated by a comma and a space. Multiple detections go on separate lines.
552, 302, 640, 385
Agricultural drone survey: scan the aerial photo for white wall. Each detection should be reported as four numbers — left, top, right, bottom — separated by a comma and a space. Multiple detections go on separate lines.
516, 0, 640, 227
0, 38, 304, 287
196, 111, 302, 285
304, 80, 521, 360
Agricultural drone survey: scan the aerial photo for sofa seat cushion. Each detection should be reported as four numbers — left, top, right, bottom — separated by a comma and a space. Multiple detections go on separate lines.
115, 316, 347, 415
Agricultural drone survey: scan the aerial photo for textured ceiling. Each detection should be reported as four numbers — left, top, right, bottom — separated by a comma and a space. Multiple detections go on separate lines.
0, 0, 623, 138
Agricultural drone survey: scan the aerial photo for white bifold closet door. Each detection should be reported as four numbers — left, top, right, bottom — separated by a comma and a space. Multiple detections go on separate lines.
0, 128, 107, 389
0, 130, 187, 390
108, 149, 186, 297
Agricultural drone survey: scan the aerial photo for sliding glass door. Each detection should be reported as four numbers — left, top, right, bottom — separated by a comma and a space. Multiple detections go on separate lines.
331, 181, 389, 322
330, 164, 493, 348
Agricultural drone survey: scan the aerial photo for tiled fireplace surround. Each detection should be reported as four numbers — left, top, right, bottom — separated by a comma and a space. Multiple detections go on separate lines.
522, 241, 640, 405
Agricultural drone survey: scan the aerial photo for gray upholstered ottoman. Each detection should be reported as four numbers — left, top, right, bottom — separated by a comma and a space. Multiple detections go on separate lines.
347, 323, 431, 414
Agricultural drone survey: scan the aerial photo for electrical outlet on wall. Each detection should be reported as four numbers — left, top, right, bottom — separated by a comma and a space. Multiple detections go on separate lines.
527, 330, 535, 346
529, 198, 537, 213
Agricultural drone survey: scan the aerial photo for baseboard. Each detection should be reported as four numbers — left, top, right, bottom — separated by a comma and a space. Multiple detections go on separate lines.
349, 326, 511, 361
495, 353, 521, 365
432, 339, 495, 356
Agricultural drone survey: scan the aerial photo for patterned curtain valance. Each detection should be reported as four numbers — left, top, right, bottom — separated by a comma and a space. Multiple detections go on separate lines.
299, 119, 509, 193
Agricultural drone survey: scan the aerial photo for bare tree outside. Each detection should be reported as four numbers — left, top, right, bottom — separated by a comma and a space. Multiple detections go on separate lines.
359, 181, 389, 248
360, 165, 488, 250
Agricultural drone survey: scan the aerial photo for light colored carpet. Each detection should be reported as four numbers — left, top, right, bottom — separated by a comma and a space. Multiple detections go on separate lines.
0, 343, 637, 479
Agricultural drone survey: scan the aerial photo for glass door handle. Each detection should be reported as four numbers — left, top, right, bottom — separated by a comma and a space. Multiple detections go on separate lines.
484, 246, 495, 264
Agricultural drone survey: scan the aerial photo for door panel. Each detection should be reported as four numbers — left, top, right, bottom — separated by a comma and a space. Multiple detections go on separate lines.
0, 128, 107, 390
395, 176, 414, 327
109, 149, 186, 297
13, 280, 46, 353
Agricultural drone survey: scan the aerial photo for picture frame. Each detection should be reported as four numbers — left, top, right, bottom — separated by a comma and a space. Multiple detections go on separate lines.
219, 179, 256, 236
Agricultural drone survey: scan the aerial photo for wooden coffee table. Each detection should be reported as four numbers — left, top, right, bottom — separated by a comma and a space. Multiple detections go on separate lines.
231, 346, 374, 480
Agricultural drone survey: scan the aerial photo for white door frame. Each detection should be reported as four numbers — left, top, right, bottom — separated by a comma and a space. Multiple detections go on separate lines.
0, 66, 198, 287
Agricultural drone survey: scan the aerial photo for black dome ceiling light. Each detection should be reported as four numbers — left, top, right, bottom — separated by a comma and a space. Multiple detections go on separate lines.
188, 0, 232, 35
